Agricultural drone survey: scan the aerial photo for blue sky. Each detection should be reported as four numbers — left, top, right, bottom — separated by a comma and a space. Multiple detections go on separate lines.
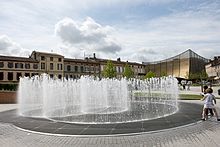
0, 0, 220, 62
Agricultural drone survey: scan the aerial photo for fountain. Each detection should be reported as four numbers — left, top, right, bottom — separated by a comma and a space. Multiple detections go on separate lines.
18, 74, 179, 124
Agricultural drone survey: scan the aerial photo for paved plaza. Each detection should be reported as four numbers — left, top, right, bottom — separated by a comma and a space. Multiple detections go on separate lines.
1, 87, 220, 146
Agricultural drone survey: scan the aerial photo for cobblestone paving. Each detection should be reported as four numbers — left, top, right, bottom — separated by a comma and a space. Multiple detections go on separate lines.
0, 119, 220, 147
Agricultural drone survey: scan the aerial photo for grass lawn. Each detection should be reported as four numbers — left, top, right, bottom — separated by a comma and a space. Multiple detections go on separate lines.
134, 92, 220, 100
179, 94, 220, 100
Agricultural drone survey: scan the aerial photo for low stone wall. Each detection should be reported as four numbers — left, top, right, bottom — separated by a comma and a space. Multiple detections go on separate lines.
0, 91, 17, 104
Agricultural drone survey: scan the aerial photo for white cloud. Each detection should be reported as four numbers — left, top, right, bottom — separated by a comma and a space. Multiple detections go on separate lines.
1, 0, 220, 63
55, 17, 121, 54
71, 0, 178, 8
115, 1, 220, 62
0, 35, 30, 56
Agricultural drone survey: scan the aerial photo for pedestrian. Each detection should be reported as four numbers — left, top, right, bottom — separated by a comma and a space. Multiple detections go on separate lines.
201, 88, 220, 121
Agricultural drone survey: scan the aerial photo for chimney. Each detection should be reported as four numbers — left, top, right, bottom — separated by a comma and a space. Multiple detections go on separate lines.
93, 53, 96, 59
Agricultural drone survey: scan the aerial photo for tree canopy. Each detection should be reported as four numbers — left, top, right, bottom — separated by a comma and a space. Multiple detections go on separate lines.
144, 71, 156, 79
188, 71, 208, 81
102, 60, 117, 78
123, 63, 134, 79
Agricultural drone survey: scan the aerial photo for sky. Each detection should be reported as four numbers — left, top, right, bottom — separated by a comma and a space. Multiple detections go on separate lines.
0, 0, 220, 63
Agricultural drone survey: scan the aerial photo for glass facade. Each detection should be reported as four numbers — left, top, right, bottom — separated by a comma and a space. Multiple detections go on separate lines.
144, 49, 209, 79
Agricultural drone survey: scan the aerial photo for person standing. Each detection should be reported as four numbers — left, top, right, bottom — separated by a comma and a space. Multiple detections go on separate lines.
201, 88, 220, 121
201, 85, 214, 116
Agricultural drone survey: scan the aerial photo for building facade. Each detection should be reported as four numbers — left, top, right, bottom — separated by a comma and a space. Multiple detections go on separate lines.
143, 49, 209, 79
0, 49, 209, 85
0, 51, 145, 84
205, 56, 220, 79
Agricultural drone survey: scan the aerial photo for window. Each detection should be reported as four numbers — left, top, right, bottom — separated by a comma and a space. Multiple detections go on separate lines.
33, 64, 38, 69
15, 63, 18, 68
58, 58, 62, 62
15, 63, 23, 69
25, 73, 30, 77
8, 72, 13, 80
8, 62, 13, 68
58, 74, 62, 79
0, 72, 3, 80
25, 63, 30, 69
41, 56, 45, 60
50, 63, 53, 70
16, 73, 22, 81
85, 66, 90, 72
0, 62, 4, 68
80, 66, 84, 72
67, 65, 71, 71
41, 63, 45, 69
50, 74, 54, 78
118, 67, 121, 73
57, 64, 63, 70
50, 57, 53, 61
75, 66, 78, 72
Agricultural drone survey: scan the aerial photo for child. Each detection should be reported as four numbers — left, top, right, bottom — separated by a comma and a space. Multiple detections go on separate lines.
201, 88, 220, 121
200, 85, 214, 116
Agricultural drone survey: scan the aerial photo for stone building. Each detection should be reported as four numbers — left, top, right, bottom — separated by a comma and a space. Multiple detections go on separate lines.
205, 56, 220, 79
0, 51, 145, 84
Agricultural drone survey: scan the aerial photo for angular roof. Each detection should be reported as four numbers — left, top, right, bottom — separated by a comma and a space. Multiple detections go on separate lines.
142, 49, 209, 65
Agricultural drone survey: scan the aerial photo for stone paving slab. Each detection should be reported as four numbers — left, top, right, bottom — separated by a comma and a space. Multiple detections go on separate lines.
0, 118, 220, 147
1, 99, 220, 146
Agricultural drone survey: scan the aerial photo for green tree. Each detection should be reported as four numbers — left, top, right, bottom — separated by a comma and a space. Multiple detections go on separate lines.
144, 71, 156, 79
199, 71, 208, 80
123, 63, 134, 79
102, 60, 117, 78
160, 71, 167, 77
188, 71, 208, 81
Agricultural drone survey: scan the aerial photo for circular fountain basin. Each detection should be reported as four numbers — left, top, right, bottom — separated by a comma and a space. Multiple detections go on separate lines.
50, 102, 178, 124
0, 102, 202, 136
21, 100, 178, 124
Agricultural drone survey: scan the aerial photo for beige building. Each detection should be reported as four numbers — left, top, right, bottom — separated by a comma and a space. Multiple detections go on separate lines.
64, 58, 100, 79
89, 56, 145, 79
30, 51, 64, 78
205, 56, 220, 79
0, 55, 39, 84
0, 51, 145, 84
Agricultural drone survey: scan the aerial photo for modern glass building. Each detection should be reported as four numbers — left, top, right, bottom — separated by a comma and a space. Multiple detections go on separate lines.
143, 49, 209, 79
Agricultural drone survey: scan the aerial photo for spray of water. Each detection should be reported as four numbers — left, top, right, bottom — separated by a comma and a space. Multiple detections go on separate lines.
18, 74, 179, 124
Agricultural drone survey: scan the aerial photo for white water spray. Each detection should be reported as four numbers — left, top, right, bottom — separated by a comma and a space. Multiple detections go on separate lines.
18, 74, 179, 124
